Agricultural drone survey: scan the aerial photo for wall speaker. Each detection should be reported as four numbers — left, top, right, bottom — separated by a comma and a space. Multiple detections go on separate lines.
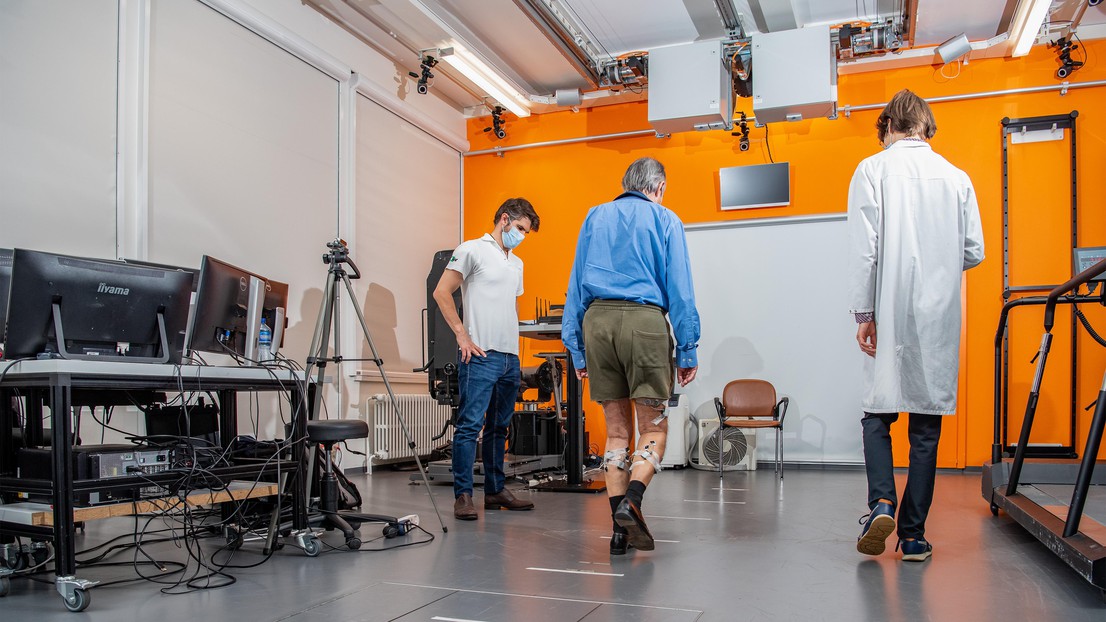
936, 33, 971, 65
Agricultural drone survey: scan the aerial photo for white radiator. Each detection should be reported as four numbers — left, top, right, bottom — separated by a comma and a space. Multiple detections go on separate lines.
362, 394, 452, 465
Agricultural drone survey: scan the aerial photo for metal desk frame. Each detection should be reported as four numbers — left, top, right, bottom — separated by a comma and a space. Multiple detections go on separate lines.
0, 360, 310, 610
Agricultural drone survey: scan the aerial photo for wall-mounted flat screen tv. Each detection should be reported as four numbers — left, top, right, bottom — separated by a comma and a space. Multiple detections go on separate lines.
719, 162, 790, 210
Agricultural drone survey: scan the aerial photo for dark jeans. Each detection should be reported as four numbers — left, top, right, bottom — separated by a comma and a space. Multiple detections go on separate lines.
862, 412, 943, 540
452, 351, 520, 498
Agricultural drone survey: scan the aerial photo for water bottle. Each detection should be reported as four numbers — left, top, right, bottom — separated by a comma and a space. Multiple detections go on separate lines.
258, 317, 273, 362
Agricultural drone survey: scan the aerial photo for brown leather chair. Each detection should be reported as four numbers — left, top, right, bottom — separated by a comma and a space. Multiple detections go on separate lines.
712, 379, 790, 479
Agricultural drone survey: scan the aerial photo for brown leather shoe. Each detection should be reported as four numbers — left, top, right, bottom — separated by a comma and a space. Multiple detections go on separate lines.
484, 488, 534, 511
454, 493, 478, 520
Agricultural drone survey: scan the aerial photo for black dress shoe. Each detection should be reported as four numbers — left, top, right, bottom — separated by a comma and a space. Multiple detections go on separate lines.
610, 532, 631, 555
613, 498, 655, 551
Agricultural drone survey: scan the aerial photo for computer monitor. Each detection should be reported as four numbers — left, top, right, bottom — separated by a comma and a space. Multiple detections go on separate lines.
719, 161, 791, 210
185, 255, 288, 361
122, 258, 201, 291
4, 249, 194, 363
0, 248, 12, 353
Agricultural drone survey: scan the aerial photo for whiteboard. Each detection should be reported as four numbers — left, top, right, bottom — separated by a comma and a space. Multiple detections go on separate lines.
683, 214, 865, 464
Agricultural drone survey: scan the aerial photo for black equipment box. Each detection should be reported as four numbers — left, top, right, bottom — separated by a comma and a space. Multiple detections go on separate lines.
16, 444, 175, 505
508, 410, 564, 456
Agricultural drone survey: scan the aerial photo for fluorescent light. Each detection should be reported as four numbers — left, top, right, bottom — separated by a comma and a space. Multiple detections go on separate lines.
441, 46, 531, 118
1010, 0, 1051, 57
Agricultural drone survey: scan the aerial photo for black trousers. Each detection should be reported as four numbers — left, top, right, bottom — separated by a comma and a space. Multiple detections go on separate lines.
862, 412, 943, 540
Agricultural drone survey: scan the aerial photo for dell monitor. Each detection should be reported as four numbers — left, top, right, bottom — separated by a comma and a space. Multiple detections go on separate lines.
4, 249, 194, 363
0, 249, 12, 350
185, 255, 288, 362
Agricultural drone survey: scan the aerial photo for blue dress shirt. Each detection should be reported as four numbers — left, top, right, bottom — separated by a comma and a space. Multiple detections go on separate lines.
562, 191, 700, 370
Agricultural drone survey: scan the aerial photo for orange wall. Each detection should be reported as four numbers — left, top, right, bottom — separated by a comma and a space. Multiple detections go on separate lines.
464, 41, 1106, 467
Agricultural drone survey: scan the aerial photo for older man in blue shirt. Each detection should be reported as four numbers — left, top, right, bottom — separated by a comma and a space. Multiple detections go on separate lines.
563, 157, 700, 555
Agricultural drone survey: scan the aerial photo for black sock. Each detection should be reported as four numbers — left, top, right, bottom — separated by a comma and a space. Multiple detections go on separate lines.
625, 481, 647, 509
609, 495, 626, 533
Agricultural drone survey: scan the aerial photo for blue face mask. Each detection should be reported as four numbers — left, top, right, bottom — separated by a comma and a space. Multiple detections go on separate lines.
502, 226, 525, 249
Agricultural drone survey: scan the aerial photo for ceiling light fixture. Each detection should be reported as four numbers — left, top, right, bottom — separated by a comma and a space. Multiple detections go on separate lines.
1009, 0, 1052, 57
440, 46, 531, 118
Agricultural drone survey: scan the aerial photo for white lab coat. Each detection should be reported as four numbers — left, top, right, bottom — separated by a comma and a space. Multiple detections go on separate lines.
847, 140, 985, 415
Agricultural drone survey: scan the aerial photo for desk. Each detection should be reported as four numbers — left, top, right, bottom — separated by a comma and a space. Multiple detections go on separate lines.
0, 360, 309, 610
519, 323, 605, 493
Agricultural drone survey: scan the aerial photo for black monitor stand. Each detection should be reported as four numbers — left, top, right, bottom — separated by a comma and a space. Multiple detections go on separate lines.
531, 353, 605, 493
51, 303, 172, 364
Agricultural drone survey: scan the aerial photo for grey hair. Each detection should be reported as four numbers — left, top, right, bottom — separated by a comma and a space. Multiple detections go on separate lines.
622, 157, 666, 195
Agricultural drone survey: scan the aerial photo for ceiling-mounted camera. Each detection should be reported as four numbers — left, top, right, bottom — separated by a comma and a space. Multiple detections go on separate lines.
732, 111, 751, 151
408, 54, 438, 95
483, 105, 507, 140
1050, 36, 1084, 79
599, 53, 648, 88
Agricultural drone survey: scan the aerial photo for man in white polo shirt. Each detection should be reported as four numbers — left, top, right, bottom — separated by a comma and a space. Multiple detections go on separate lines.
433, 198, 541, 520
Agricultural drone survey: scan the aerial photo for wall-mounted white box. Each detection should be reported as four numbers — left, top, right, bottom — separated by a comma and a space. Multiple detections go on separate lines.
648, 40, 734, 134
752, 25, 837, 124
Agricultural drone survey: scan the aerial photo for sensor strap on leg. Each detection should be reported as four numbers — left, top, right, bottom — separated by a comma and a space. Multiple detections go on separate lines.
604, 447, 630, 472
631, 441, 662, 474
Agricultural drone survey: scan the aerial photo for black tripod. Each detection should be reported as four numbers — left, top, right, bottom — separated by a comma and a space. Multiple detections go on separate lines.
300, 240, 447, 544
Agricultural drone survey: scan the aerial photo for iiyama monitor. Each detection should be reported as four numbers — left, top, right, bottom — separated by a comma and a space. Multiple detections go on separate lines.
185, 255, 288, 361
719, 162, 791, 210
4, 249, 193, 363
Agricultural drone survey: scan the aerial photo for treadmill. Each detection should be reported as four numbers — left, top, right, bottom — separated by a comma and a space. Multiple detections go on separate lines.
982, 253, 1106, 594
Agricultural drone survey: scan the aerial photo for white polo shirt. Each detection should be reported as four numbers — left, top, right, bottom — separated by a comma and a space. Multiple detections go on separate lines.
447, 233, 523, 355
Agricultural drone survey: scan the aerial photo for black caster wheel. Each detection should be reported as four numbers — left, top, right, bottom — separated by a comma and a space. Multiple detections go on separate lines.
31, 545, 50, 567
302, 538, 321, 557
346, 537, 361, 551
63, 588, 90, 612
990, 503, 999, 516
225, 528, 243, 550
0, 576, 10, 597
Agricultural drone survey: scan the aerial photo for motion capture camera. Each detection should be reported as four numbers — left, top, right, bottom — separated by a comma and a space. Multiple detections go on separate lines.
1051, 37, 1084, 80
408, 55, 438, 95
483, 105, 508, 140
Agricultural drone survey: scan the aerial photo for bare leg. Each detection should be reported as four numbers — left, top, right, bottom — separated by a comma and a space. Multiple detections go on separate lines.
602, 398, 633, 497
630, 398, 668, 484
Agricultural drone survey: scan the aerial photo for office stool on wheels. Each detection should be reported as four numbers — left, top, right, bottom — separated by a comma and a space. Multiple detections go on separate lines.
299, 419, 402, 555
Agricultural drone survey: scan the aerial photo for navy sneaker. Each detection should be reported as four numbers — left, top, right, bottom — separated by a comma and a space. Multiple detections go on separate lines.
856, 502, 896, 556
898, 538, 933, 562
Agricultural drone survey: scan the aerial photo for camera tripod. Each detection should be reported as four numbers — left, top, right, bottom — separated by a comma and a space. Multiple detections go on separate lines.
300, 239, 447, 541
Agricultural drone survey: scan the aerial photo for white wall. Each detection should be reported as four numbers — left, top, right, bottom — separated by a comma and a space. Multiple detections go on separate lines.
0, 0, 465, 463
0, 0, 119, 258
685, 215, 865, 465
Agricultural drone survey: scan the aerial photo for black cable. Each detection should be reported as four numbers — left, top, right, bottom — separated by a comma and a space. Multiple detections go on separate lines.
1074, 306, 1106, 348
764, 124, 775, 163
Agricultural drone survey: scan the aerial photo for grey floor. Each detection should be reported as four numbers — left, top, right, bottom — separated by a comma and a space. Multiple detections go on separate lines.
4, 467, 1106, 621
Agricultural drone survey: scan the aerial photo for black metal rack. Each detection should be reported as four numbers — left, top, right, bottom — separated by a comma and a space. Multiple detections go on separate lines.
983, 257, 1106, 593
999, 112, 1081, 458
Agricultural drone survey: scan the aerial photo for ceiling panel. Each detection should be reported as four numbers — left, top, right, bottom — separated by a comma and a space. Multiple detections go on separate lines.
913, 0, 1009, 45
562, 0, 701, 57
437, 0, 591, 93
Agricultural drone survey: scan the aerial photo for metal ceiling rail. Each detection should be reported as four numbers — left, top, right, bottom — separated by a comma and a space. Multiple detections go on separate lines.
464, 77, 1106, 157
840, 79, 1106, 114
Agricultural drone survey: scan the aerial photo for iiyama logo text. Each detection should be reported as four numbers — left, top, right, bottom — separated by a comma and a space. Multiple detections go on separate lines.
97, 282, 130, 296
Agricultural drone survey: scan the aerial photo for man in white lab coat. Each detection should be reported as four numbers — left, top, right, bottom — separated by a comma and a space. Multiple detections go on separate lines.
848, 89, 985, 562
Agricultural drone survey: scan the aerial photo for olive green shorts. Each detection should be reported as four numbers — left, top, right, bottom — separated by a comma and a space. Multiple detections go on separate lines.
582, 300, 674, 402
